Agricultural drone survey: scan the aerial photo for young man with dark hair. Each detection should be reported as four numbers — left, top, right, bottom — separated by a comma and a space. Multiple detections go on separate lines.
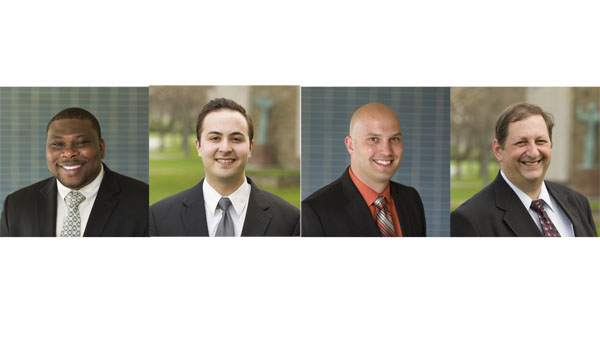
150, 97, 299, 236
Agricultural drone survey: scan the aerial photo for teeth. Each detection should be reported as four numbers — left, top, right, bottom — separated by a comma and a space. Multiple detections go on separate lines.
217, 159, 234, 164
62, 165, 81, 170
374, 160, 391, 165
523, 161, 539, 165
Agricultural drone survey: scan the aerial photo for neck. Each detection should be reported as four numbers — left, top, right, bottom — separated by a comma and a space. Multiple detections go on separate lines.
206, 175, 245, 196
521, 184, 542, 200
350, 167, 388, 194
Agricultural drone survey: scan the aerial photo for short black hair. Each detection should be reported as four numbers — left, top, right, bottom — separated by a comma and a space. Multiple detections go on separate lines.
196, 98, 253, 143
46, 107, 102, 139
495, 102, 554, 148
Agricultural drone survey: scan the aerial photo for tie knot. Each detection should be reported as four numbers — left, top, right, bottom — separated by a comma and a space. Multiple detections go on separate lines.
65, 191, 85, 208
217, 197, 232, 211
531, 199, 545, 212
373, 196, 386, 209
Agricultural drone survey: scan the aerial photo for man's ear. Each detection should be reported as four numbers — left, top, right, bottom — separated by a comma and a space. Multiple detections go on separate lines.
195, 139, 202, 157
99, 139, 106, 159
492, 139, 503, 163
344, 136, 354, 156
248, 140, 254, 157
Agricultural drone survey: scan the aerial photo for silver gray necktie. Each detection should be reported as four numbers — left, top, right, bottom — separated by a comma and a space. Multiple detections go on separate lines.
215, 197, 235, 237
60, 190, 86, 237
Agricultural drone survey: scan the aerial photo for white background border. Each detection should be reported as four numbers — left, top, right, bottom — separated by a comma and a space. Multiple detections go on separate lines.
1, 1, 599, 349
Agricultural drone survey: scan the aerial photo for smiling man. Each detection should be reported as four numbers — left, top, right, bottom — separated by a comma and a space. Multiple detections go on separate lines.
301, 102, 426, 237
451, 102, 597, 237
0, 107, 149, 237
149, 98, 299, 236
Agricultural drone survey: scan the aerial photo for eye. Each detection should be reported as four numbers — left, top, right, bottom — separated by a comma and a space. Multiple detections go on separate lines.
535, 139, 548, 145
209, 136, 220, 142
50, 142, 64, 148
390, 136, 402, 143
368, 137, 378, 143
76, 140, 89, 146
515, 141, 527, 146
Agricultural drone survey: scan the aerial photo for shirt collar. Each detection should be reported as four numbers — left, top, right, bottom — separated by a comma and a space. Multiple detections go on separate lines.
203, 178, 251, 216
56, 163, 104, 201
500, 169, 554, 212
348, 166, 392, 207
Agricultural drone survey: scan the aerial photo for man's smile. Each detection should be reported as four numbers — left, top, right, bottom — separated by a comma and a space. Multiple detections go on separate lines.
373, 159, 394, 167
520, 158, 543, 168
58, 162, 84, 175
216, 158, 236, 165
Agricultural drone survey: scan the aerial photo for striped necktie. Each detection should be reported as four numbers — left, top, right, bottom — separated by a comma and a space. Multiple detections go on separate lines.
373, 196, 395, 237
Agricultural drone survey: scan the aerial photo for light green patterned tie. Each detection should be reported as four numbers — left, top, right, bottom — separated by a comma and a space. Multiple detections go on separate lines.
60, 191, 86, 237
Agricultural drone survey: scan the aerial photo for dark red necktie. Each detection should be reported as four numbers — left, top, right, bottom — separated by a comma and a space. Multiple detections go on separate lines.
530, 199, 561, 237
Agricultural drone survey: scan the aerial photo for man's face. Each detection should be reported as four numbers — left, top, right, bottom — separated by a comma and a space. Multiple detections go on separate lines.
46, 119, 105, 190
345, 108, 403, 191
196, 109, 253, 187
493, 114, 552, 192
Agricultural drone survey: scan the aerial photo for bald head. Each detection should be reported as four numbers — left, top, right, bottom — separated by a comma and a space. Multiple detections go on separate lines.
345, 102, 404, 193
349, 102, 401, 137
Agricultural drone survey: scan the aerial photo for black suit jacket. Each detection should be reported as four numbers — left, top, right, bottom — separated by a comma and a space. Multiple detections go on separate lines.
1, 164, 149, 237
149, 177, 300, 236
301, 167, 427, 237
451, 172, 597, 237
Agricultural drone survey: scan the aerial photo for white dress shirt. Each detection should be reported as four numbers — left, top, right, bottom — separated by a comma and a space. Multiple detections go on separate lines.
55, 164, 105, 237
203, 179, 251, 237
501, 170, 574, 237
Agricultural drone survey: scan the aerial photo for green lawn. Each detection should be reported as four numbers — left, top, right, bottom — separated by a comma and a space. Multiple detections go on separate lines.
450, 161, 500, 211
149, 158, 300, 208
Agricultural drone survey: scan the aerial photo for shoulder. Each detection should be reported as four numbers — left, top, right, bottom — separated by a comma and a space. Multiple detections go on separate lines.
4, 177, 54, 201
452, 180, 498, 216
390, 180, 422, 199
253, 186, 299, 215
302, 176, 344, 209
105, 169, 148, 193
546, 181, 588, 202
150, 183, 202, 213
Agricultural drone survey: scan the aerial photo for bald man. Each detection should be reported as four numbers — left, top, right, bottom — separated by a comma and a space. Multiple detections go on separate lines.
301, 102, 426, 237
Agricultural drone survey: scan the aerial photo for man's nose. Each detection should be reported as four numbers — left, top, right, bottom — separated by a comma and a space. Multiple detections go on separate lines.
61, 144, 79, 158
218, 139, 233, 153
379, 140, 392, 155
525, 141, 540, 158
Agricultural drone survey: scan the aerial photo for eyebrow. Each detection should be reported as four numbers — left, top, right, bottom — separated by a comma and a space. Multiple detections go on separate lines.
47, 134, 89, 139
206, 131, 246, 137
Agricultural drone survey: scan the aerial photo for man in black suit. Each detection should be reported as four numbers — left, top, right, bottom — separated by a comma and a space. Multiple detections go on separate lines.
302, 102, 426, 237
451, 102, 597, 237
1, 107, 149, 237
149, 98, 299, 236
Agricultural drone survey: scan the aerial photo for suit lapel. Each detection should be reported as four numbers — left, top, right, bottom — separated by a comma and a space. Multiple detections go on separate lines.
241, 178, 271, 237
494, 174, 541, 237
181, 181, 209, 236
546, 182, 583, 237
85, 166, 120, 237
341, 170, 380, 237
37, 178, 57, 237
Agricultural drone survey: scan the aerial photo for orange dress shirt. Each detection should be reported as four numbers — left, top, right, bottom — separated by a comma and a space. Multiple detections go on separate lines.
348, 167, 403, 237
